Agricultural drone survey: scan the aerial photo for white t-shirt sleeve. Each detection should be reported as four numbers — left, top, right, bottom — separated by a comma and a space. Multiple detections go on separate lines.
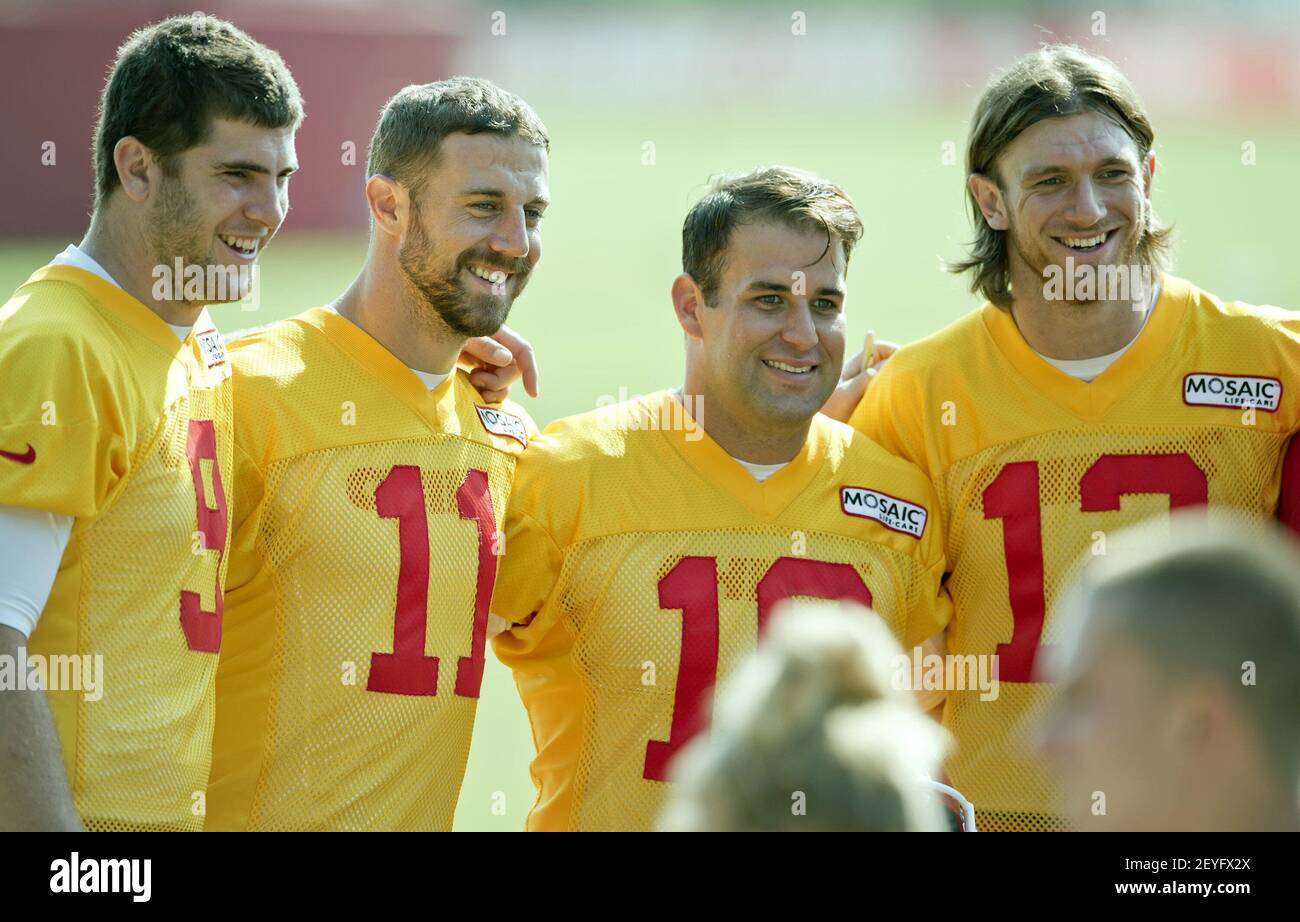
0, 505, 73, 638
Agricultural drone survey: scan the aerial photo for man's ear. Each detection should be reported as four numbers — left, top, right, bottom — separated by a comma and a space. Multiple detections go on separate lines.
671, 273, 706, 340
1142, 149, 1156, 200
366, 175, 405, 239
113, 136, 155, 204
968, 172, 1009, 231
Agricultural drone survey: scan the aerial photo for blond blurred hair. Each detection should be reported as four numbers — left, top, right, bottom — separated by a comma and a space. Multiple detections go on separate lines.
659, 600, 951, 832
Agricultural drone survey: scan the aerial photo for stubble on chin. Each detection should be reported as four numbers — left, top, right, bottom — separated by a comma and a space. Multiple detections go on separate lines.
149, 180, 209, 272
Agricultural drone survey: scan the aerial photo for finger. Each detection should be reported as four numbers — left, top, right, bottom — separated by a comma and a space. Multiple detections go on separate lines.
819, 369, 868, 423
462, 335, 512, 367
841, 349, 866, 381
490, 324, 526, 353
487, 325, 540, 398
840, 366, 870, 405
478, 387, 509, 404
514, 343, 539, 398
872, 340, 901, 365
469, 366, 516, 392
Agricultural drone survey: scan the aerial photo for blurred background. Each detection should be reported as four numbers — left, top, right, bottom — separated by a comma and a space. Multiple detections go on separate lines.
3, 0, 1297, 830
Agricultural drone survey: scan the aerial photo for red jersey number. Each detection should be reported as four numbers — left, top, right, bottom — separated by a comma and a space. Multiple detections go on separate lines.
367, 466, 497, 698
984, 452, 1208, 682
644, 555, 873, 781
180, 419, 228, 653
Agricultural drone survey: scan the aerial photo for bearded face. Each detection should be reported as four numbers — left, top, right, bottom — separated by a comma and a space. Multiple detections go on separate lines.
397, 198, 532, 338
393, 132, 549, 338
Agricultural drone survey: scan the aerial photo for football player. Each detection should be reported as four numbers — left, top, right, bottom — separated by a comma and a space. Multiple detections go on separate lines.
841, 45, 1300, 830
490, 166, 952, 831
1040, 515, 1300, 831
204, 78, 547, 831
0, 14, 302, 830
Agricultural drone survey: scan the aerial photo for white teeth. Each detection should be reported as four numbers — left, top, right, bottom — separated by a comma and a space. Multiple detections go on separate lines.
469, 265, 509, 284
1062, 232, 1107, 248
765, 360, 812, 374
219, 234, 257, 254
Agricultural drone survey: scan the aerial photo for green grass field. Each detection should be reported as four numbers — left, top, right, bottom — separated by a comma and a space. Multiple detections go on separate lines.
3, 106, 1297, 829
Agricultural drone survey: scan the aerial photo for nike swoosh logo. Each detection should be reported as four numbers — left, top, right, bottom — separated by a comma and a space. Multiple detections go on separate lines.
0, 444, 36, 465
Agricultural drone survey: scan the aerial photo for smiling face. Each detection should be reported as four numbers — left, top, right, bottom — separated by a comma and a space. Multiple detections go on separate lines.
396, 132, 549, 338
149, 117, 297, 302
691, 219, 847, 432
977, 110, 1154, 305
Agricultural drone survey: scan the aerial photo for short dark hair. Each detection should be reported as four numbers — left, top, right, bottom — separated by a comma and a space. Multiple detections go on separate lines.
366, 76, 549, 200
949, 44, 1172, 308
682, 166, 863, 305
93, 13, 303, 207
1083, 519, 1300, 784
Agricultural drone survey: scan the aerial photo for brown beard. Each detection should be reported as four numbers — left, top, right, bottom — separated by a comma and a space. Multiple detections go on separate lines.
397, 202, 531, 338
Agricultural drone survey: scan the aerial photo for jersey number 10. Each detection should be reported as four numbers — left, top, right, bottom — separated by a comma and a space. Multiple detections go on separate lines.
644, 555, 874, 781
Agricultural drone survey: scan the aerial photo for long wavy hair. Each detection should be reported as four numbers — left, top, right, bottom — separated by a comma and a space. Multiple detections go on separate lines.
948, 45, 1173, 309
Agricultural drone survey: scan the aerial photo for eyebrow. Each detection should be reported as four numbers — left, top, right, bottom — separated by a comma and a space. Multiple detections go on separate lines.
1021, 156, 1133, 181
214, 159, 297, 177
462, 188, 551, 207
747, 280, 844, 298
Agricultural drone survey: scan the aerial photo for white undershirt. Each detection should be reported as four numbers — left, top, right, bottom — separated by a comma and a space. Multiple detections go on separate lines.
732, 457, 788, 483
1034, 282, 1160, 383
665, 388, 791, 483
50, 243, 119, 288
0, 508, 74, 637
411, 368, 451, 391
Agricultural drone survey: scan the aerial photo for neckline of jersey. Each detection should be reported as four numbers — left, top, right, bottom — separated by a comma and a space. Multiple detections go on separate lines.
650, 389, 832, 520
295, 306, 460, 426
980, 273, 1190, 419
24, 264, 205, 357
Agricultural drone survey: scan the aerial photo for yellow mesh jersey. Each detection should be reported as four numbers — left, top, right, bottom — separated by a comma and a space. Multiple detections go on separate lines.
1283, 437, 1300, 534
492, 390, 951, 831
0, 265, 233, 832
849, 275, 1300, 831
206, 307, 532, 831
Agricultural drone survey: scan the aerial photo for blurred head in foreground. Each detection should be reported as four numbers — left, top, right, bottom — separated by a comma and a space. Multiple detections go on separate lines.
658, 600, 951, 832
1040, 514, 1300, 831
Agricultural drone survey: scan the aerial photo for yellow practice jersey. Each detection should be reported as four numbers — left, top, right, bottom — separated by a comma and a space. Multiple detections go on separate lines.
492, 390, 951, 831
0, 265, 233, 832
206, 307, 532, 831
850, 275, 1300, 831
1283, 438, 1300, 534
